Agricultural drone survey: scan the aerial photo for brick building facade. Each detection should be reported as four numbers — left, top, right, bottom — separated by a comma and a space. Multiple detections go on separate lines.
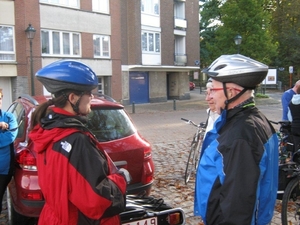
0, 0, 200, 108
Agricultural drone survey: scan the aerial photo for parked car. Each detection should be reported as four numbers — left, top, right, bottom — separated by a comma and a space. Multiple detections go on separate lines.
189, 82, 195, 91
6, 94, 155, 224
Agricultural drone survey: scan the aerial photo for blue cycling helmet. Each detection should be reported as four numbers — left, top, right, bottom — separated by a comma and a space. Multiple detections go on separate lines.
36, 60, 98, 94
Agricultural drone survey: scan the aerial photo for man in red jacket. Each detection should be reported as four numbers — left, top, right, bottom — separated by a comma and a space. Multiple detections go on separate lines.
29, 60, 128, 225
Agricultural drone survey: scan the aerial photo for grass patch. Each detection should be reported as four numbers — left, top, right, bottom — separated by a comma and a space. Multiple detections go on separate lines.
255, 93, 269, 98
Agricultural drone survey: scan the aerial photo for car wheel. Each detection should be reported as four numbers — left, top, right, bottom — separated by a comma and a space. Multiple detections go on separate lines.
6, 189, 39, 225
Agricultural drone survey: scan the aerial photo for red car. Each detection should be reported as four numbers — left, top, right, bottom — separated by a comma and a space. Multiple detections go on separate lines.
6, 94, 154, 224
189, 82, 195, 91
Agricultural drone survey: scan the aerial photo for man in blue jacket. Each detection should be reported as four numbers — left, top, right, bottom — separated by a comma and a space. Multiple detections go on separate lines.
194, 54, 278, 225
281, 80, 300, 120
0, 90, 18, 214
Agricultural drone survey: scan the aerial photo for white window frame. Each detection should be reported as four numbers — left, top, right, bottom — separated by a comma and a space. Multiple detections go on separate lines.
93, 34, 110, 58
141, 0, 160, 15
92, 0, 109, 13
174, 1, 185, 19
175, 35, 186, 55
0, 25, 15, 61
98, 77, 103, 94
141, 31, 160, 53
41, 29, 81, 57
39, 0, 79, 8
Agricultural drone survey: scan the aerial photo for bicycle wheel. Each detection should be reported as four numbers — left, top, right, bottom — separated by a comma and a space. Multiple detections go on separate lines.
194, 135, 204, 171
184, 137, 202, 184
282, 177, 300, 225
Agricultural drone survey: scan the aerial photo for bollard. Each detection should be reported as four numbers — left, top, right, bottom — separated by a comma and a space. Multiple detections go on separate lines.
173, 99, 176, 110
132, 102, 135, 114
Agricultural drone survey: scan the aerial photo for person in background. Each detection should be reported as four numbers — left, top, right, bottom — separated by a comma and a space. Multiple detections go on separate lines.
0, 89, 18, 215
287, 84, 300, 152
204, 78, 219, 137
281, 80, 300, 120
194, 54, 278, 225
29, 60, 128, 225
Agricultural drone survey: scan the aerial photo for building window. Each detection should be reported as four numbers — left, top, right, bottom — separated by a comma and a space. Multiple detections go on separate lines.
92, 0, 109, 13
98, 77, 103, 94
175, 35, 186, 55
41, 30, 80, 56
93, 35, 110, 58
0, 25, 15, 61
39, 0, 79, 8
142, 31, 160, 53
174, 1, 185, 19
141, 0, 159, 15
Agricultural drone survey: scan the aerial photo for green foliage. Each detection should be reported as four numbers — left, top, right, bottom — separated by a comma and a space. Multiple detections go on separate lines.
200, 0, 223, 68
199, 0, 300, 88
255, 93, 269, 98
270, 0, 300, 87
200, 0, 277, 67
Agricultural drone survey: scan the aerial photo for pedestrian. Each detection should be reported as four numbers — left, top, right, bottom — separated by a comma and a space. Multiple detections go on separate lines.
204, 78, 219, 138
29, 60, 129, 225
0, 89, 18, 215
281, 80, 300, 120
287, 84, 300, 153
194, 54, 278, 225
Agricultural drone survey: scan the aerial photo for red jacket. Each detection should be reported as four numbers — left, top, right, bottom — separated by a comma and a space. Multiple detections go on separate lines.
29, 107, 127, 225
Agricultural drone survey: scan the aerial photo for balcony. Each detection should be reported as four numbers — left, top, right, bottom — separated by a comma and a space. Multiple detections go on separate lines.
174, 54, 187, 66
174, 17, 187, 30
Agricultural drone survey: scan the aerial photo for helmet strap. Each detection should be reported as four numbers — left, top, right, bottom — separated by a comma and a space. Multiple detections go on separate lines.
222, 83, 248, 110
74, 94, 85, 115
62, 91, 81, 115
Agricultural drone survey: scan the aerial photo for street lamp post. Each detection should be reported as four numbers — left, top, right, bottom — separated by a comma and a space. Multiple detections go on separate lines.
234, 35, 242, 54
289, 66, 293, 88
25, 24, 36, 96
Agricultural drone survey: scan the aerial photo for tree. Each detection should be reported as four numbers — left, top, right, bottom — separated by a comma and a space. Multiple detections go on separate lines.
200, 0, 277, 66
199, 0, 223, 68
270, 0, 300, 85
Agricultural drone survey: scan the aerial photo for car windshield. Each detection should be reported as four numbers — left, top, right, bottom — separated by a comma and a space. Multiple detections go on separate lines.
86, 108, 135, 142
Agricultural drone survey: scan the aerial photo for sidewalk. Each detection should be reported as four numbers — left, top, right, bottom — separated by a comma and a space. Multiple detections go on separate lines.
124, 88, 282, 114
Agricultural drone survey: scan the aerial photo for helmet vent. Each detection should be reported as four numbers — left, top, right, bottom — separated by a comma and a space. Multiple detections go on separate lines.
214, 64, 227, 71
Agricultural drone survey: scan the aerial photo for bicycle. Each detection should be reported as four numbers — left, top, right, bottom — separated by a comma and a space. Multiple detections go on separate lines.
181, 118, 206, 184
270, 120, 300, 225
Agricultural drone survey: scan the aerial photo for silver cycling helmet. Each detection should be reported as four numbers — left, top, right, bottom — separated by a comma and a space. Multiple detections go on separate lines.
202, 54, 268, 89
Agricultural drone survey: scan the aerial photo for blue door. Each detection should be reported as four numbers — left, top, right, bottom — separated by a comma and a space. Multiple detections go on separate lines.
129, 72, 149, 104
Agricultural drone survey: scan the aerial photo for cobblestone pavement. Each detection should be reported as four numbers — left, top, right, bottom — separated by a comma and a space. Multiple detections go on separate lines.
0, 89, 284, 224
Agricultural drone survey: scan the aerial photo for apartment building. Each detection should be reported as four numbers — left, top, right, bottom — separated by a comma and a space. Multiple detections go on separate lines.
0, 0, 200, 109
120, 0, 200, 104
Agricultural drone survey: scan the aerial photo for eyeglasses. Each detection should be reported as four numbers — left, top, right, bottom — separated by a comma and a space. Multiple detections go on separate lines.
209, 88, 225, 94
209, 87, 242, 94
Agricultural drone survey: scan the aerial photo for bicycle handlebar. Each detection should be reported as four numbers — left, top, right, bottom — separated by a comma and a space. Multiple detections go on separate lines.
181, 118, 207, 128
181, 118, 189, 122
269, 120, 278, 125
269, 120, 291, 127
181, 118, 197, 127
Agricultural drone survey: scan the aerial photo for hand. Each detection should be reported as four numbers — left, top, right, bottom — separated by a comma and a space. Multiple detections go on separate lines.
0, 122, 8, 130
118, 168, 132, 184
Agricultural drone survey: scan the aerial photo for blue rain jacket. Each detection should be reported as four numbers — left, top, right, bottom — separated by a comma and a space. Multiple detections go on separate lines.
0, 110, 18, 175
194, 101, 278, 225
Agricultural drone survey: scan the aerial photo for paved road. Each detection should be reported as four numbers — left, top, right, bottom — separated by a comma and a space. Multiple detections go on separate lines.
0, 89, 284, 225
